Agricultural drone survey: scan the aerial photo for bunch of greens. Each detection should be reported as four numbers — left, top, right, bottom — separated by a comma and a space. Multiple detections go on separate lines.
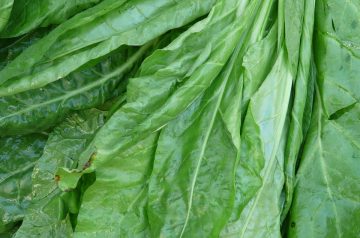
0, 0, 359, 237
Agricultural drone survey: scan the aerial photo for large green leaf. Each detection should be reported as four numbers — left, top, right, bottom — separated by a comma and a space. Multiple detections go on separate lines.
224, 49, 292, 238
14, 109, 105, 238
0, 30, 48, 71
0, 44, 140, 136
241, 21, 277, 117
0, 134, 47, 234
287, 0, 360, 237
147, 41, 243, 238
0, 27, 182, 136
147, 1, 281, 237
282, 0, 316, 221
58, 1, 259, 236
0, 0, 103, 37
220, 1, 284, 236
287, 100, 360, 238
0, 0, 216, 97
315, 0, 360, 118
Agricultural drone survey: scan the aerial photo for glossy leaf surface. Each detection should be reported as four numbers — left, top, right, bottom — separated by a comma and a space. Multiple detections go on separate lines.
0, 0, 103, 37
0, 134, 47, 234
287, 0, 360, 237
14, 109, 105, 238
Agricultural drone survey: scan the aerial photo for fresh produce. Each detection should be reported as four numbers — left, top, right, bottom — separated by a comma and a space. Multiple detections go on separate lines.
0, 0, 359, 237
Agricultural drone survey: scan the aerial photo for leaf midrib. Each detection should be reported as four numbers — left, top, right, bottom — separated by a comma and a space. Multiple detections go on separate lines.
0, 44, 149, 123
178, 42, 241, 237
239, 56, 292, 237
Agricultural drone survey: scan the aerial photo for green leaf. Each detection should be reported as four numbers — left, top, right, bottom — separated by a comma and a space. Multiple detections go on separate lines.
147, 1, 279, 237
284, 0, 305, 75
314, 0, 360, 118
0, 0, 103, 37
0, 29, 49, 71
0, 0, 13, 32
282, 0, 316, 221
287, 1, 360, 236
223, 49, 293, 237
1, 0, 358, 236
59, 1, 257, 236
147, 41, 243, 238
241, 22, 277, 117
0, 0, 216, 96
287, 98, 360, 238
14, 109, 105, 238
0, 44, 141, 136
0, 134, 47, 234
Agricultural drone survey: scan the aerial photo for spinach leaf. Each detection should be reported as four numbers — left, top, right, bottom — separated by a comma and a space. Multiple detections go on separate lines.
0, 0, 13, 32
0, 0, 216, 97
0, 134, 47, 234
0, 0, 103, 37
287, 0, 360, 237
14, 109, 105, 238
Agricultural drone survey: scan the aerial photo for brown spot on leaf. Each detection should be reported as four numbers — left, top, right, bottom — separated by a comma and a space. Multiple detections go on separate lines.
83, 161, 91, 170
54, 175, 60, 182
82, 151, 97, 169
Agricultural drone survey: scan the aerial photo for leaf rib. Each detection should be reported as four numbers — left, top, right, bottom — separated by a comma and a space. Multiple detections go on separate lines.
317, 106, 342, 237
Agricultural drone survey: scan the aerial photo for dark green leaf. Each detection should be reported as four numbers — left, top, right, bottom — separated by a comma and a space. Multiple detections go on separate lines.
0, 0, 103, 37
0, 134, 47, 234
14, 109, 105, 238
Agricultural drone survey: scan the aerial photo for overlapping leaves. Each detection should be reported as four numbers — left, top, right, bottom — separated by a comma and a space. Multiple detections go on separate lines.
0, 0, 359, 237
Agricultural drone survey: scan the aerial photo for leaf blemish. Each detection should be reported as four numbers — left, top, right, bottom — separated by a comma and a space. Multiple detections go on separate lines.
331, 19, 336, 31
83, 161, 91, 170
83, 152, 97, 170
54, 175, 60, 182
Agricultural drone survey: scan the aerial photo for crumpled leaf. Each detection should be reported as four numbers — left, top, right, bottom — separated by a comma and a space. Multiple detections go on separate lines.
147, 41, 243, 238
14, 109, 105, 238
241, 21, 277, 117
224, 48, 292, 238
282, 0, 316, 221
0, 0, 358, 236
287, 98, 360, 238
0, 43, 140, 136
147, 1, 280, 237
284, 0, 305, 74
0, 0, 103, 37
58, 0, 256, 236
287, 0, 360, 236
0, 0, 216, 97
0, 134, 47, 234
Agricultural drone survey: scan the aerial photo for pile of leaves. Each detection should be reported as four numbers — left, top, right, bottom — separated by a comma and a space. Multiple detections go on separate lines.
0, 0, 359, 237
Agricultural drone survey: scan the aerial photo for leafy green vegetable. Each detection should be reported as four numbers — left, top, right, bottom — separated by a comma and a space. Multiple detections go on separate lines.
0, 0, 358, 236
0, 0, 216, 97
286, 0, 360, 237
0, 45, 137, 136
0, 0, 13, 32
287, 96, 360, 238
0, 134, 47, 234
0, 0, 103, 37
14, 109, 105, 238
282, 0, 316, 221
59, 1, 253, 236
